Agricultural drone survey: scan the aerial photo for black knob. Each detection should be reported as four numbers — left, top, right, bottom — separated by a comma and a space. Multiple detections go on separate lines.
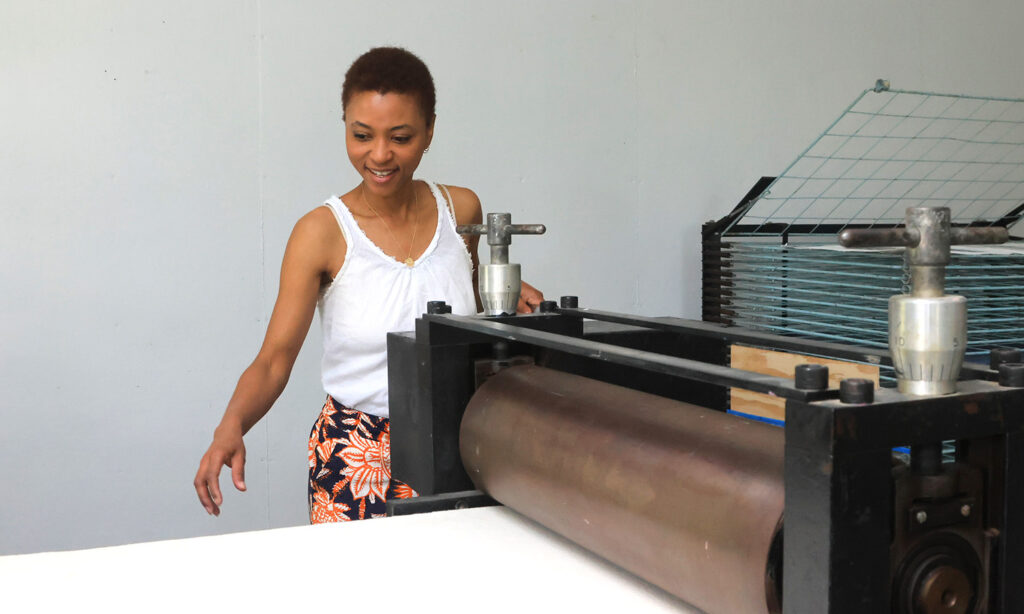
999, 363, 1024, 388
840, 378, 875, 404
990, 347, 1022, 370
426, 300, 451, 315
794, 364, 829, 390
560, 295, 579, 309
538, 300, 557, 313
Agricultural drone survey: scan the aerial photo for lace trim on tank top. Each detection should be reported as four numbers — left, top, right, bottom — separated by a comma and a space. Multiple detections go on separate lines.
320, 180, 450, 300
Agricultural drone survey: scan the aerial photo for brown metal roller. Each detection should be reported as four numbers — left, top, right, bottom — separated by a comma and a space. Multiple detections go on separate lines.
460, 365, 784, 614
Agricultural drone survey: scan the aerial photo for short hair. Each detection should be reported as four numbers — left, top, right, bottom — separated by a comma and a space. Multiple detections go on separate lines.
341, 47, 436, 126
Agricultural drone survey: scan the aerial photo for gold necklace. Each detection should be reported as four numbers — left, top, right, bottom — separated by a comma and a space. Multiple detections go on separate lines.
361, 184, 420, 267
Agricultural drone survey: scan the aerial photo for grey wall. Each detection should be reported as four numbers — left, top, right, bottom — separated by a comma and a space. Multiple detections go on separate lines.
3, 0, 1023, 554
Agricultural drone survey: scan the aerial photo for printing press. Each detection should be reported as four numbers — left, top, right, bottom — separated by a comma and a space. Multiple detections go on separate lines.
387, 232, 1024, 614
386, 84, 1024, 614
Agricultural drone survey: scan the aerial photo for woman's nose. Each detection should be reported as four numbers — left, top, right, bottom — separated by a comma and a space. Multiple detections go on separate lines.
370, 138, 391, 163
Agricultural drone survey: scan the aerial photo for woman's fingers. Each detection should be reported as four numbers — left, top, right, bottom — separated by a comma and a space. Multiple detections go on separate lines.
195, 436, 246, 515
518, 280, 544, 313
194, 453, 223, 516
229, 448, 247, 492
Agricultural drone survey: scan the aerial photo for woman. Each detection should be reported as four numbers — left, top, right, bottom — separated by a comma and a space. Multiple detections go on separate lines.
194, 47, 543, 522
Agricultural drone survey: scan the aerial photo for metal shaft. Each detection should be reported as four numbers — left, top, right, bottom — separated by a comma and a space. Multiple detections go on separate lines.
460, 365, 784, 614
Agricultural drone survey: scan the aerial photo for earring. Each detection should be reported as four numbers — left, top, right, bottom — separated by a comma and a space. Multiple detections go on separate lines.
424, 147, 430, 153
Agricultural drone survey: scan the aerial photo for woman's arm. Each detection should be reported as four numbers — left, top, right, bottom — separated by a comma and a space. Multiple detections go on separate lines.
194, 207, 340, 516
444, 185, 543, 313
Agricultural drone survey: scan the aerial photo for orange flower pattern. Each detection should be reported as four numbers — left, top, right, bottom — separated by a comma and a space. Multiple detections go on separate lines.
308, 396, 417, 523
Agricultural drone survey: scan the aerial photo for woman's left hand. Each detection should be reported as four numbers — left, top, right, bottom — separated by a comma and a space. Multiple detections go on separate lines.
517, 280, 544, 314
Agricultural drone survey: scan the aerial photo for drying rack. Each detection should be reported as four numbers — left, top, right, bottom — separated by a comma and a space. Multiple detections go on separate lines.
703, 81, 1024, 390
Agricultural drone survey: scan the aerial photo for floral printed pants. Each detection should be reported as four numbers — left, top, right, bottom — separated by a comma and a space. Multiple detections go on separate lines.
308, 396, 417, 523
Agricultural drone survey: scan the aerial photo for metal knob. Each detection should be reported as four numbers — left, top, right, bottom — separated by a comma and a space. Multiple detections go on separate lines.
838, 207, 1008, 396
458, 213, 546, 316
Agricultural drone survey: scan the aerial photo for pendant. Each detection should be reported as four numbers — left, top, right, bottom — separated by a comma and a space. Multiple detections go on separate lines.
404, 257, 414, 267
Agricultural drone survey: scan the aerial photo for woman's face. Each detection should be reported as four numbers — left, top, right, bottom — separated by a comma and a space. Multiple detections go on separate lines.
344, 90, 433, 197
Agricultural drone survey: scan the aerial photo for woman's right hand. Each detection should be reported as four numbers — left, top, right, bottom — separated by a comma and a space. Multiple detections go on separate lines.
191, 206, 337, 516
194, 426, 247, 516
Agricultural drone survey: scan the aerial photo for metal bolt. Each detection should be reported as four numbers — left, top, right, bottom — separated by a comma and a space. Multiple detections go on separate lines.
915, 510, 928, 524
1000, 363, 1024, 387
426, 300, 451, 315
990, 347, 1021, 370
839, 378, 875, 404
960, 504, 972, 517
794, 364, 829, 390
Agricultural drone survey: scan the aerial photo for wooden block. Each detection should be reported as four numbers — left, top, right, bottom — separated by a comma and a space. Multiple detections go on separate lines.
729, 344, 880, 422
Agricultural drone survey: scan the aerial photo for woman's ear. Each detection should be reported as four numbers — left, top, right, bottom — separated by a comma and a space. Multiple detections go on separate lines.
425, 114, 436, 148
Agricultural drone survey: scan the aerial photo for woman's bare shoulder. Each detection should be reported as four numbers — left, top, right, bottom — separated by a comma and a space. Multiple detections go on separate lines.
283, 204, 345, 274
294, 204, 342, 240
438, 183, 482, 225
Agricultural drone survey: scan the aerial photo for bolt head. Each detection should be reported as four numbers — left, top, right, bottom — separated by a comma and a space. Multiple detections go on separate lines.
794, 363, 829, 390
426, 300, 450, 315
840, 378, 875, 404
990, 347, 1021, 370
1000, 362, 1024, 387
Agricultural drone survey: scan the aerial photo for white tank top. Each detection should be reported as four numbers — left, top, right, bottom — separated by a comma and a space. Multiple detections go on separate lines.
317, 180, 476, 417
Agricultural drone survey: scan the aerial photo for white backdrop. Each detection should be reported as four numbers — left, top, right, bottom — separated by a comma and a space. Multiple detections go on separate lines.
3, 0, 1023, 554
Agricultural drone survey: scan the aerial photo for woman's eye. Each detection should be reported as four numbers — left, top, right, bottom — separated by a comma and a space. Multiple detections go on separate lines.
393, 136, 411, 144
353, 132, 370, 141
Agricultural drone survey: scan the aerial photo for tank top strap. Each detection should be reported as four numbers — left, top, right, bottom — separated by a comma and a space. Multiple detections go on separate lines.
425, 181, 460, 236
322, 196, 363, 253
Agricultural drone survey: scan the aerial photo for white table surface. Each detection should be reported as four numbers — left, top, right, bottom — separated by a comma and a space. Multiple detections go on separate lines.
0, 506, 701, 613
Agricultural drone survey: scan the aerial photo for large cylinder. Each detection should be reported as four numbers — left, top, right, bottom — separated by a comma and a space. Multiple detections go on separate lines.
460, 365, 784, 614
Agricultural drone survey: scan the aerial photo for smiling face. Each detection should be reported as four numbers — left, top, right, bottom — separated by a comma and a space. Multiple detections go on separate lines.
344, 90, 434, 197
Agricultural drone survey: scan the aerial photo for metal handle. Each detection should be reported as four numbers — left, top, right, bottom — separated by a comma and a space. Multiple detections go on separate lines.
838, 207, 1009, 297
950, 227, 1009, 245
457, 212, 546, 265
838, 227, 920, 249
457, 223, 547, 235
457, 213, 546, 244
839, 208, 1008, 254
839, 225, 1007, 249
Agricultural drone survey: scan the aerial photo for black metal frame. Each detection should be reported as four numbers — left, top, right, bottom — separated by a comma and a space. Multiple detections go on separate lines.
784, 381, 1024, 613
388, 305, 1023, 614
